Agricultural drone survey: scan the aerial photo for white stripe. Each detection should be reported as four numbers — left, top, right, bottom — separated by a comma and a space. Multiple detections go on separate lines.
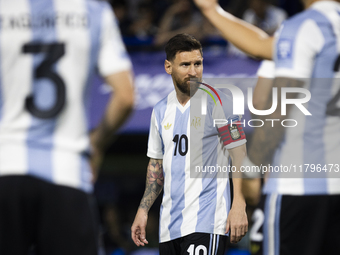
267, 194, 278, 255
214, 138, 229, 235
211, 234, 216, 255
159, 94, 176, 242
52, 0, 89, 187
181, 97, 204, 237
0, 0, 31, 175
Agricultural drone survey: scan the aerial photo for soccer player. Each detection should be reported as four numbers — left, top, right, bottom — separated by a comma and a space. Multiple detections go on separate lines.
194, 0, 340, 254
131, 33, 248, 254
0, 0, 134, 254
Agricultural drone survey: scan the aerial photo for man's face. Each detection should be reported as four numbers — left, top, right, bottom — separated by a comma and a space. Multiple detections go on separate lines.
165, 50, 203, 95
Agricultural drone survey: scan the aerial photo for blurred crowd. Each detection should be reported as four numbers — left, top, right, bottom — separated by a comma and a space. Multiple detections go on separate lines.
109, 0, 301, 51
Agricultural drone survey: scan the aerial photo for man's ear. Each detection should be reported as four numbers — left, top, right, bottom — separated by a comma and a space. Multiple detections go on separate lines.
164, 60, 172, 75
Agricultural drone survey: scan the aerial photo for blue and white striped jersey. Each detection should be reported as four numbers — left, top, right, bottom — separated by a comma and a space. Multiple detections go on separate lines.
147, 88, 246, 243
264, 1, 340, 195
0, 0, 131, 192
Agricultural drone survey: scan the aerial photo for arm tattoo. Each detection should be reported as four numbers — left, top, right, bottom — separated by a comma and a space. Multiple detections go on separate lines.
139, 159, 164, 212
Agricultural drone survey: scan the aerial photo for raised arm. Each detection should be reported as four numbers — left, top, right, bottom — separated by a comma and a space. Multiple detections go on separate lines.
194, 0, 274, 59
227, 144, 248, 243
131, 158, 164, 246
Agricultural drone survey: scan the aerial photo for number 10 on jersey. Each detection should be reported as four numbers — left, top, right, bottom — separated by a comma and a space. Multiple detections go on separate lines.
173, 134, 188, 156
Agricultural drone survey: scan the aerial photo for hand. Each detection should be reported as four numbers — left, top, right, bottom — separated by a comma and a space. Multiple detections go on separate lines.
225, 201, 248, 243
193, 0, 218, 12
131, 208, 149, 246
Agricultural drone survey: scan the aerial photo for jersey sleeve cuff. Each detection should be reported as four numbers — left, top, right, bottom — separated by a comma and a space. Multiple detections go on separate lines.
147, 151, 163, 159
100, 60, 132, 77
224, 139, 247, 150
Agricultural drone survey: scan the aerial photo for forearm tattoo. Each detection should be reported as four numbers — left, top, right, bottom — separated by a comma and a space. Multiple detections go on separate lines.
139, 159, 164, 211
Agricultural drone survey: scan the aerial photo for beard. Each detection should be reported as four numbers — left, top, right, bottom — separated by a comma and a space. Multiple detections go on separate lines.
174, 76, 201, 95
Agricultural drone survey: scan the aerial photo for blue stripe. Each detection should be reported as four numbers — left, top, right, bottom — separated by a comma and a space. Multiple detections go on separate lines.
159, 204, 164, 241
274, 195, 282, 255
80, 154, 93, 192
263, 194, 281, 255
215, 235, 220, 255
196, 103, 218, 233
26, 0, 57, 182
168, 107, 190, 240
208, 234, 212, 255
302, 10, 336, 193
274, 9, 319, 69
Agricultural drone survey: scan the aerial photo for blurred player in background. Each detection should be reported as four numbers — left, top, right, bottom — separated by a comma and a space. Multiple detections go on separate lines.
247, 60, 275, 255
131, 33, 248, 255
195, 0, 340, 254
0, 0, 134, 254
242, 60, 275, 207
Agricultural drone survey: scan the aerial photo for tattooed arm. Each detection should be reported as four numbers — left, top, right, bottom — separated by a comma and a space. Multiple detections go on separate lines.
131, 158, 164, 246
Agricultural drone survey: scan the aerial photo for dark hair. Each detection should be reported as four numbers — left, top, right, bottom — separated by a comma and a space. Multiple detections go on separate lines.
165, 33, 203, 61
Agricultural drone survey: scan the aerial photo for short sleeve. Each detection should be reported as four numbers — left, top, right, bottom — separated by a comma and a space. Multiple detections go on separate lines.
212, 96, 247, 150
147, 110, 164, 159
274, 19, 324, 78
98, 5, 132, 77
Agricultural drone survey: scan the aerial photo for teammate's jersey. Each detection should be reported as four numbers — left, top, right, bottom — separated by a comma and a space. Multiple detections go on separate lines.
0, 0, 131, 192
147, 88, 246, 243
264, 1, 340, 195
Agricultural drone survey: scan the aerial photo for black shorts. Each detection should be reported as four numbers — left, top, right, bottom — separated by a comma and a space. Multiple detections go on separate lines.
250, 193, 340, 255
159, 233, 227, 255
0, 175, 98, 255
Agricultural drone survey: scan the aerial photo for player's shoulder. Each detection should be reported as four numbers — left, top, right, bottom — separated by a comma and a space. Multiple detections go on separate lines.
85, 0, 112, 13
153, 90, 174, 115
208, 86, 234, 115
281, 5, 334, 34
213, 87, 233, 106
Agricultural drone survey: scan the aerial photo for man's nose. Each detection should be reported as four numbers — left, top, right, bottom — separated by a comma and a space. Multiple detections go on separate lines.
188, 64, 197, 76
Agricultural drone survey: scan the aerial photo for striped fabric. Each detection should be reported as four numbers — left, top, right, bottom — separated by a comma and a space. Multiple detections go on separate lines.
0, 0, 131, 192
147, 88, 246, 243
263, 194, 282, 255
264, 1, 340, 195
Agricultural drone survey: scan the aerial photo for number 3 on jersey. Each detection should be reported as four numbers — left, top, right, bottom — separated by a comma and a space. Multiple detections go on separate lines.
173, 134, 188, 156
22, 43, 66, 119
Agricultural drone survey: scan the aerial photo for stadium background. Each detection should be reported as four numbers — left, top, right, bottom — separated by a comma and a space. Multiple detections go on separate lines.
92, 0, 303, 254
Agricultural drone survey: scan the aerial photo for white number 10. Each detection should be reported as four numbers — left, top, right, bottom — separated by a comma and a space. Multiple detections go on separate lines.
187, 244, 207, 255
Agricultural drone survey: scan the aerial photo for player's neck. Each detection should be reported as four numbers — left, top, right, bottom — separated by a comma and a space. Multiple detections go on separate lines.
176, 92, 190, 106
